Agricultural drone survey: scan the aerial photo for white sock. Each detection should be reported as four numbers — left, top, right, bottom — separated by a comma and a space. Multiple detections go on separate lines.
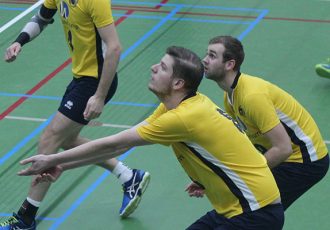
112, 161, 133, 184
27, 197, 41, 207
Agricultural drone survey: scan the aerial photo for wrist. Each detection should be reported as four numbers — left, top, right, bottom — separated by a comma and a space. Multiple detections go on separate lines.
14, 32, 30, 46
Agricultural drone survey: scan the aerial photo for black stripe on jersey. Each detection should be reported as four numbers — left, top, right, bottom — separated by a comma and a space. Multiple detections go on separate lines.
281, 121, 311, 163
95, 26, 104, 79
182, 142, 252, 212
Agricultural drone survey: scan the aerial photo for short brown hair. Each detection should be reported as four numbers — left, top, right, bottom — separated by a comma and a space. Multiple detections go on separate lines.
166, 46, 204, 93
209, 36, 245, 71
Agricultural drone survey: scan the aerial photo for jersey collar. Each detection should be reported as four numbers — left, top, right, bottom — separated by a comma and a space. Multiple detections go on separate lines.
230, 71, 241, 89
181, 91, 197, 102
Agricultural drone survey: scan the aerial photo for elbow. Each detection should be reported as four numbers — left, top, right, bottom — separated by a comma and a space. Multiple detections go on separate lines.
114, 43, 122, 56
283, 144, 293, 158
111, 43, 122, 58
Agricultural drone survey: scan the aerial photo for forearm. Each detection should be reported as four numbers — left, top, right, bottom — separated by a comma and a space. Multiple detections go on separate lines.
51, 137, 121, 168
15, 4, 56, 46
264, 147, 292, 168
95, 47, 121, 99
60, 147, 130, 171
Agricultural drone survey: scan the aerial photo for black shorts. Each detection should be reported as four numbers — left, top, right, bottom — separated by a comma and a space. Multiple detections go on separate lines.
186, 204, 284, 230
271, 154, 329, 210
58, 74, 118, 125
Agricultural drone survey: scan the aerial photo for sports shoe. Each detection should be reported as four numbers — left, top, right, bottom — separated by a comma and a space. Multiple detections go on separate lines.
0, 213, 36, 230
315, 58, 330, 79
119, 169, 150, 218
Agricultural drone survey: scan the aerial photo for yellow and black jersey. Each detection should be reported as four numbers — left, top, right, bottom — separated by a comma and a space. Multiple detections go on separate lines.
137, 93, 279, 218
44, 0, 114, 78
224, 73, 328, 163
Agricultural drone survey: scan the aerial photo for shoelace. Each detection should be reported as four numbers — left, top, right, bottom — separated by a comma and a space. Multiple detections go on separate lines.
125, 173, 140, 198
0, 216, 18, 227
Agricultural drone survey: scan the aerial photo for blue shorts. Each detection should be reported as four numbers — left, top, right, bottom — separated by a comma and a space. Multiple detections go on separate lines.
186, 203, 284, 230
58, 74, 118, 125
271, 154, 329, 210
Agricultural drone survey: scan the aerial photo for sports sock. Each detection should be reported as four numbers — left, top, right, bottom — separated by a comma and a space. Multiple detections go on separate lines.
17, 198, 40, 225
112, 161, 133, 184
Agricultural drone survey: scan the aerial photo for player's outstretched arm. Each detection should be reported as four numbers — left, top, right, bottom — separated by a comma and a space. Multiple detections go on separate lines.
18, 127, 150, 176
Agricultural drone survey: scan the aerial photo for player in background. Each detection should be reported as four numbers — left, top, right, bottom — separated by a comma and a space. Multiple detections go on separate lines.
203, 35, 329, 211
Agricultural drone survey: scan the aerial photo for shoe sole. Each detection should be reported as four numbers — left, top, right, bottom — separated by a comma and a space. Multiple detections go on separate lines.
120, 172, 151, 218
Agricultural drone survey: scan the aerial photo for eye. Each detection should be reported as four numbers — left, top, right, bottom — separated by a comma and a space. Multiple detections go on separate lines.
209, 53, 216, 59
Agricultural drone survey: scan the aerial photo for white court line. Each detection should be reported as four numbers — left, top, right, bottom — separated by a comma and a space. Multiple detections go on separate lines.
5, 115, 132, 129
0, 0, 44, 34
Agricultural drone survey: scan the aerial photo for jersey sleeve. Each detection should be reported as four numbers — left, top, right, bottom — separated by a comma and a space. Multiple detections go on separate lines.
244, 94, 280, 133
43, 0, 57, 9
137, 109, 190, 146
145, 103, 166, 124
88, 0, 114, 28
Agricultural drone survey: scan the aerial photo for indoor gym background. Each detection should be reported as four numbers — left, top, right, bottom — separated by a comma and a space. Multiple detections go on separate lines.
0, 0, 330, 229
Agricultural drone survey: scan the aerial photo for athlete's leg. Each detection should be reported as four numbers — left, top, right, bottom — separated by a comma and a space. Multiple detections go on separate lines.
61, 134, 151, 218
6, 112, 85, 229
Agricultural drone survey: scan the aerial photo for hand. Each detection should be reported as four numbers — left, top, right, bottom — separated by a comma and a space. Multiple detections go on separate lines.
18, 154, 55, 176
83, 95, 104, 121
185, 182, 205, 198
4, 42, 22, 62
31, 166, 63, 186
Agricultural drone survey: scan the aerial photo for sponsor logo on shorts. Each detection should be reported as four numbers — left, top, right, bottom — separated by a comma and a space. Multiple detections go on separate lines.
64, 100, 73, 110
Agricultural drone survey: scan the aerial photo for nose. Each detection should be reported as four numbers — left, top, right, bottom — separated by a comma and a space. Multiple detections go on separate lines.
202, 56, 208, 65
151, 64, 158, 73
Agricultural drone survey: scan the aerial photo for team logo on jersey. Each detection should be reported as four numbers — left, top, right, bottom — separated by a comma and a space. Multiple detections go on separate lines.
238, 105, 245, 116
60, 1, 70, 19
69, 0, 78, 6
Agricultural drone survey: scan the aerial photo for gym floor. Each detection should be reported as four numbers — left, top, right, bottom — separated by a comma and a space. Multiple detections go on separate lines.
1, 0, 329, 229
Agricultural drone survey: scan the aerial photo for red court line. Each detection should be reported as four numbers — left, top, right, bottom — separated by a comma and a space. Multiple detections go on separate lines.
113, 6, 330, 24
0, 59, 71, 120
0, 0, 169, 120
0, 0, 35, 4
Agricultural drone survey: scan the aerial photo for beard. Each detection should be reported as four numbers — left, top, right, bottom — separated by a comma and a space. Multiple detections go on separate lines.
204, 70, 225, 81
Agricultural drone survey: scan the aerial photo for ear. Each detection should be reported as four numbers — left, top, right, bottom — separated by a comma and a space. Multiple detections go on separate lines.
225, 59, 236, 71
172, 78, 185, 90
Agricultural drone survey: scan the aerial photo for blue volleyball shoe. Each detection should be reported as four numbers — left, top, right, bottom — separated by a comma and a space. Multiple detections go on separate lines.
119, 169, 151, 218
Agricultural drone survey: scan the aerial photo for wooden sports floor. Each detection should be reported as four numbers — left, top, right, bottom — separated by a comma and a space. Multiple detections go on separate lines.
1, 0, 330, 229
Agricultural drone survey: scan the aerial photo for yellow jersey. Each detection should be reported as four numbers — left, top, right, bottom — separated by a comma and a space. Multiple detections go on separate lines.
44, 0, 114, 78
224, 73, 328, 163
137, 93, 280, 218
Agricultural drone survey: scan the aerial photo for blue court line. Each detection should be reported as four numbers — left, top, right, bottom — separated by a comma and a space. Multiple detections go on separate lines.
119, 5, 182, 60
0, 114, 54, 165
238, 9, 269, 41
0, 92, 157, 107
49, 149, 134, 230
